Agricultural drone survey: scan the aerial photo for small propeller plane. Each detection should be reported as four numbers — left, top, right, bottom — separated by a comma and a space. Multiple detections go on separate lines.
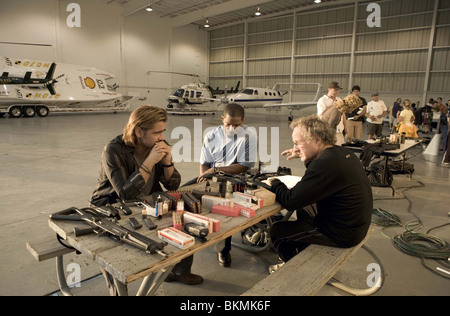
213, 82, 322, 121
0, 56, 124, 118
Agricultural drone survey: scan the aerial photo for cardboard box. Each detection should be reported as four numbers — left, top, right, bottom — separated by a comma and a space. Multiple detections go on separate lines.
183, 211, 220, 233
232, 192, 262, 209
201, 195, 232, 213
234, 203, 256, 218
172, 211, 182, 230
212, 205, 240, 217
158, 227, 195, 250
250, 188, 276, 206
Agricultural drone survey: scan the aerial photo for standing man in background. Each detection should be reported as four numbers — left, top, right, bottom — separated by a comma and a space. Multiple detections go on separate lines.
345, 85, 367, 142
365, 92, 387, 139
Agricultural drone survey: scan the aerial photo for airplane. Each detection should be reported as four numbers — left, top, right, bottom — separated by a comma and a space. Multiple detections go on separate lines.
213, 82, 322, 121
0, 56, 125, 118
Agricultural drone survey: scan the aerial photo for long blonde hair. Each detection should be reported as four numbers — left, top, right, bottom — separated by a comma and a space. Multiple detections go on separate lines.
122, 105, 167, 147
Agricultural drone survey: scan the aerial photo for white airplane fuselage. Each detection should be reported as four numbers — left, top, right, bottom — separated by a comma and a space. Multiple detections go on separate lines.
227, 87, 283, 108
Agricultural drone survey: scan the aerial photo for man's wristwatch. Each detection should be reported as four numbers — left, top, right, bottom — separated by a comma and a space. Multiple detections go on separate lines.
213, 167, 219, 173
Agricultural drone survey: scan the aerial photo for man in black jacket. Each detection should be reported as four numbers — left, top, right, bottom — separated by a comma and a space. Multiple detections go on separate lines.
91, 105, 203, 285
264, 115, 372, 265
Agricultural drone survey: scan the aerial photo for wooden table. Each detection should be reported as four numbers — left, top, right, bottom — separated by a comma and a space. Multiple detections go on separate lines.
48, 182, 282, 296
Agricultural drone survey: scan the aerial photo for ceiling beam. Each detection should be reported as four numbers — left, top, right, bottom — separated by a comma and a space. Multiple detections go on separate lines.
170, 0, 275, 28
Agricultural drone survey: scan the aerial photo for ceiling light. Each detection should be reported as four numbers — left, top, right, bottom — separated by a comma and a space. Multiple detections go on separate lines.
314, 0, 322, 3
145, 5, 153, 12
204, 18, 210, 28
255, 7, 262, 16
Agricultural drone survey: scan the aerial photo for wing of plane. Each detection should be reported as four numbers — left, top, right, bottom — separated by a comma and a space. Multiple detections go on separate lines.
263, 101, 317, 110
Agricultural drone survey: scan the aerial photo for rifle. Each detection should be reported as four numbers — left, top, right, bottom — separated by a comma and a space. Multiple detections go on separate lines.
50, 207, 169, 258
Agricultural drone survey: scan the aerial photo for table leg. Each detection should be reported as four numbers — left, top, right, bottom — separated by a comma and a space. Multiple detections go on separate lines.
136, 265, 174, 296
56, 255, 74, 296
100, 267, 129, 296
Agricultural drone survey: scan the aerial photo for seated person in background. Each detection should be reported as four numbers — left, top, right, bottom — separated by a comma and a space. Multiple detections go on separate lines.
263, 115, 372, 270
397, 99, 418, 138
198, 103, 257, 267
90, 105, 203, 285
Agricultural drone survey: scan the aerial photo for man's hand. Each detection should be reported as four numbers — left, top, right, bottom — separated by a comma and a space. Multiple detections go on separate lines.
197, 168, 214, 183
157, 140, 172, 165
281, 148, 299, 160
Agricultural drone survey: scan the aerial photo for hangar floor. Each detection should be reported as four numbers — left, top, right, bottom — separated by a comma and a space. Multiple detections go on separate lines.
1, 110, 449, 296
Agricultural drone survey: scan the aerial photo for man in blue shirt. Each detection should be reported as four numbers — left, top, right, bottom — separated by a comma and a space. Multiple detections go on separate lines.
199, 103, 257, 266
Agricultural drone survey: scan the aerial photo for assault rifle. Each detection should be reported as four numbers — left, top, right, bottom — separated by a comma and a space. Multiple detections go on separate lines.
50, 207, 169, 258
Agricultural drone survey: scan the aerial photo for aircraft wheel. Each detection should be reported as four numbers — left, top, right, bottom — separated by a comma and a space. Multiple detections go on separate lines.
36, 106, 49, 117
22, 106, 36, 117
9, 106, 22, 118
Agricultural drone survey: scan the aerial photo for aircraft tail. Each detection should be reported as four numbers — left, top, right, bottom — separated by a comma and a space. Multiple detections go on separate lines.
44, 63, 58, 95
23, 72, 32, 83
233, 81, 240, 93
45, 63, 56, 81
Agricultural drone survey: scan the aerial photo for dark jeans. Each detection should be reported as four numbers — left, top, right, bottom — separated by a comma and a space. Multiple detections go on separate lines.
270, 209, 340, 262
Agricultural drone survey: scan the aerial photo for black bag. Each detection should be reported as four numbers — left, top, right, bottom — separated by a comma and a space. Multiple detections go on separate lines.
366, 164, 393, 186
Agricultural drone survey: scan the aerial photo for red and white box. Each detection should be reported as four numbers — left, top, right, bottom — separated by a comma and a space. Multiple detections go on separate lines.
183, 211, 220, 233
212, 205, 240, 217
234, 203, 256, 218
201, 195, 232, 213
172, 211, 183, 230
158, 227, 195, 250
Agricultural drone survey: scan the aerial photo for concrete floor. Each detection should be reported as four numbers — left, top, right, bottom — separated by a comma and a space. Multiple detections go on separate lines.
0, 109, 449, 296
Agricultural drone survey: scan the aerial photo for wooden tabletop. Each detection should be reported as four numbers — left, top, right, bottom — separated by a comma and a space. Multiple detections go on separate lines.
48, 181, 282, 284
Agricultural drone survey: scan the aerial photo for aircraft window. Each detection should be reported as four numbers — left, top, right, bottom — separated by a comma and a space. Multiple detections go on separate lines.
278, 91, 281, 96
172, 89, 184, 97
184, 90, 189, 97
265, 92, 268, 96
190, 91, 194, 98
241, 89, 254, 95
254, 90, 258, 95
269, 92, 272, 96
196, 91, 202, 98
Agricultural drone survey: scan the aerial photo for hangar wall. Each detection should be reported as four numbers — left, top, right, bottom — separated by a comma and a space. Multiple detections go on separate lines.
208, 0, 450, 108
0, 0, 208, 109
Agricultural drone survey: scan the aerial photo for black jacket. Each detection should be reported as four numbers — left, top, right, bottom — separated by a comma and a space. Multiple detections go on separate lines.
90, 135, 181, 206
269, 146, 372, 247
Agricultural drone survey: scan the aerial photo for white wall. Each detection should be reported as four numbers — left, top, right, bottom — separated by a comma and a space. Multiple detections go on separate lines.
0, 0, 208, 109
